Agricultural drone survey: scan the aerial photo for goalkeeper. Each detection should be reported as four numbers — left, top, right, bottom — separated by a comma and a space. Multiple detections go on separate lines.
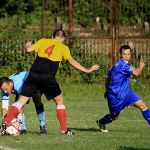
0, 72, 46, 134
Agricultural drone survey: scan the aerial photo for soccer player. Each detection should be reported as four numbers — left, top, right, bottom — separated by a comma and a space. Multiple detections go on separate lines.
0, 29, 99, 135
96, 45, 150, 133
0, 72, 46, 134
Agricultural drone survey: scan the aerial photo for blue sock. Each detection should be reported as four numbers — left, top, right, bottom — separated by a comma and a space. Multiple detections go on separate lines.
142, 109, 150, 124
36, 104, 46, 127
22, 114, 27, 130
99, 114, 112, 125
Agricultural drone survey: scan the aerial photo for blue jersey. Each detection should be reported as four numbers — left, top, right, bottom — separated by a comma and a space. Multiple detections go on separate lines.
1, 71, 29, 100
107, 59, 134, 99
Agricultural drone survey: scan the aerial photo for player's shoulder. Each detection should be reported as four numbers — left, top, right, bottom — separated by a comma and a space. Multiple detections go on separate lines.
36, 38, 50, 43
9, 71, 29, 79
116, 59, 129, 67
112, 59, 122, 67
54, 39, 69, 50
63, 44, 69, 51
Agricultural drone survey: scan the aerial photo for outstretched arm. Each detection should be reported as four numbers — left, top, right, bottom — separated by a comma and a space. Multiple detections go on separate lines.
133, 61, 145, 77
67, 57, 99, 73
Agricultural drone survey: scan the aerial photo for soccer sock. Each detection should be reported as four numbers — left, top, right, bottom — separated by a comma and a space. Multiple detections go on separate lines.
142, 109, 150, 124
21, 114, 27, 130
35, 104, 46, 127
4, 102, 22, 127
17, 113, 22, 122
99, 114, 112, 125
56, 104, 67, 132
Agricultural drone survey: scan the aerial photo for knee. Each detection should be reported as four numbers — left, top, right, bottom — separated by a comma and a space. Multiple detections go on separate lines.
34, 100, 43, 108
134, 100, 148, 111
54, 95, 64, 105
35, 103, 44, 111
32, 93, 42, 107
140, 105, 148, 111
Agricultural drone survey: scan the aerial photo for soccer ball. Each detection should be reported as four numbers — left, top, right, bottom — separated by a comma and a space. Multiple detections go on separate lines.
6, 117, 22, 136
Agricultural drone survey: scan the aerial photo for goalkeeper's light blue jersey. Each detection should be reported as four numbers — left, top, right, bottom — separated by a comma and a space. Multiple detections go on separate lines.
1, 71, 29, 100
107, 59, 134, 99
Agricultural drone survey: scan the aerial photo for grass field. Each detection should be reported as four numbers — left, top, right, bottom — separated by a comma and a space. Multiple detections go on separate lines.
0, 83, 150, 150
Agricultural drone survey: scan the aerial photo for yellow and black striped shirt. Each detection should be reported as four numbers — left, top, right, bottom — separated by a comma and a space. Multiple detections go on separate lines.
30, 38, 72, 76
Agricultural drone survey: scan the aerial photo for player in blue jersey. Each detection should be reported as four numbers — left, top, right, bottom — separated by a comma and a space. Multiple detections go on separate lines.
0, 72, 46, 134
96, 45, 150, 132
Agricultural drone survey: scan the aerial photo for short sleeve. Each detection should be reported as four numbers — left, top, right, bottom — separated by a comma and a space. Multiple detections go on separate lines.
62, 46, 72, 60
32, 39, 43, 53
1, 91, 10, 100
122, 63, 134, 75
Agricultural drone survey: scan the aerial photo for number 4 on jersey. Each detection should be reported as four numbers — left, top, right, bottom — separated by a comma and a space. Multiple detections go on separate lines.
45, 45, 55, 57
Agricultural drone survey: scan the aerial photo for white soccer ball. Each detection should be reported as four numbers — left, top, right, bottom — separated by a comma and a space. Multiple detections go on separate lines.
6, 117, 22, 136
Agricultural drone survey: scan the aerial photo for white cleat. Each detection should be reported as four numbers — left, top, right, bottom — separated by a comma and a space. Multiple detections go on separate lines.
96, 120, 108, 133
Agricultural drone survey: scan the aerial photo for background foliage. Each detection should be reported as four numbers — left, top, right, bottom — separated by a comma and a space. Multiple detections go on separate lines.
0, 0, 149, 83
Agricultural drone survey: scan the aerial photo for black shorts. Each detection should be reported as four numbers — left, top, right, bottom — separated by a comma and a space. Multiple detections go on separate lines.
21, 72, 61, 100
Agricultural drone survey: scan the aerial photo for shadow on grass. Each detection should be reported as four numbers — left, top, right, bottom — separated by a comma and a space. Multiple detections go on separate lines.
70, 127, 100, 132
117, 146, 150, 150
27, 131, 41, 135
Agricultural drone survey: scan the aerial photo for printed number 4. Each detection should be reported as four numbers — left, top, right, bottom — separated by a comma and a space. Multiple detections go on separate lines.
45, 45, 55, 57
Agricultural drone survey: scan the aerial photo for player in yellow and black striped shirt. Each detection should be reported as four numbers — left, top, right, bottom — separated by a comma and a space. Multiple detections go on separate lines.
1, 29, 99, 136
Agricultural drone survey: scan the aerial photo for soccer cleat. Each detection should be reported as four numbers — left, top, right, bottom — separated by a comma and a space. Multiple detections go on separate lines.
96, 120, 108, 133
40, 125, 46, 134
20, 130, 27, 134
62, 129, 74, 135
0, 122, 7, 136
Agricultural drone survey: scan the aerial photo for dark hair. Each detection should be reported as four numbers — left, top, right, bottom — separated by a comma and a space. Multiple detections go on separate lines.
0, 77, 12, 88
119, 45, 131, 54
53, 29, 66, 38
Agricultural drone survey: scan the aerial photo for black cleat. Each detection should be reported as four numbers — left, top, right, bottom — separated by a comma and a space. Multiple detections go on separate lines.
0, 122, 7, 136
40, 125, 46, 134
20, 130, 27, 134
96, 120, 108, 133
62, 129, 74, 135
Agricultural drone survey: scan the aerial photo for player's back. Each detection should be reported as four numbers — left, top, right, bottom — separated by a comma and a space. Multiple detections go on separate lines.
32, 38, 69, 61
9, 71, 29, 94
30, 38, 71, 76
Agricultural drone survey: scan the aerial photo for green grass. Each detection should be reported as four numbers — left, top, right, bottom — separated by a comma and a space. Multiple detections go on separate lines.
0, 83, 150, 150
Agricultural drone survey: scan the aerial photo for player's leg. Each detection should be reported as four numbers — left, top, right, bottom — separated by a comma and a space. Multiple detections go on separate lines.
18, 107, 27, 134
125, 90, 150, 125
96, 112, 120, 133
53, 94, 69, 134
133, 100, 150, 124
96, 94, 123, 132
43, 78, 73, 135
3, 96, 29, 127
14, 94, 27, 134
32, 91, 46, 134
0, 96, 29, 135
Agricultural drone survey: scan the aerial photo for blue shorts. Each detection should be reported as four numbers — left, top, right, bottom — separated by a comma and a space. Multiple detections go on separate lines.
107, 90, 141, 117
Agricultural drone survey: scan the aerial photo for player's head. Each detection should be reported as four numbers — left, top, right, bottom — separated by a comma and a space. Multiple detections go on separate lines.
0, 77, 13, 95
119, 45, 131, 62
53, 29, 66, 43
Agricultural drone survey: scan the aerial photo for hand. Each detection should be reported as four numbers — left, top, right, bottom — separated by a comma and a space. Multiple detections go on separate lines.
104, 92, 107, 99
88, 64, 99, 73
25, 41, 32, 49
139, 61, 145, 68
